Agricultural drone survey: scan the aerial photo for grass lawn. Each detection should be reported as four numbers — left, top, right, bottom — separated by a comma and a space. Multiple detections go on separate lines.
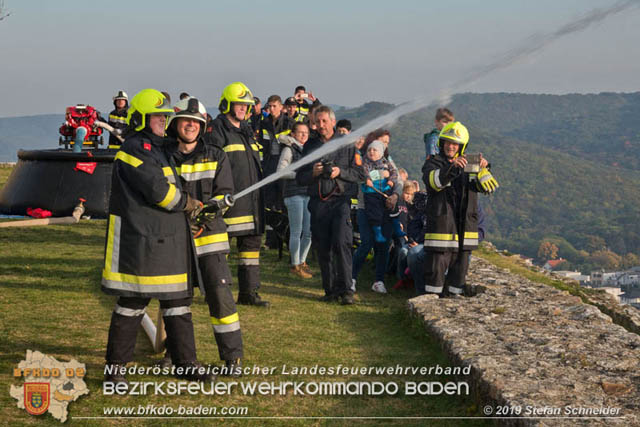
1, 164, 488, 425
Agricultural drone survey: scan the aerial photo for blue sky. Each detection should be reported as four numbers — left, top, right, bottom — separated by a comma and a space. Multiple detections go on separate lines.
0, 0, 638, 117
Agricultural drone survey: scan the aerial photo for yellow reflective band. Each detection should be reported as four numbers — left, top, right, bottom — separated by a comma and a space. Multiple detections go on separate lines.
176, 162, 218, 174
251, 144, 260, 152
158, 183, 177, 208
224, 215, 254, 225
428, 169, 443, 191
424, 232, 479, 241
162, 166, 172, 176
213, 195, 224, 200
115, 151, 143, 168
262, 129, 269, 136
108, 145, 121, 149
194, 232, 228, 247
103, 269, 188, 285
238, 251, 259, 259
211, 312, 239, 325
109, 114, 127, 122
275, 129, 291, 138
104, 214, 117, 273
425, 233, 457, 241
224, 144, 246, 152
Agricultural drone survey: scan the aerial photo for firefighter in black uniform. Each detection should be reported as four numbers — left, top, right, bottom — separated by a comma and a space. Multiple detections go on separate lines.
165, 96, 244, 373
296, 105, 366, 305
260, 95, 295, 180
107, 90, 128, 149
422, 121, 499, 296
102, 89, 213, 383
205, 82, 269, 307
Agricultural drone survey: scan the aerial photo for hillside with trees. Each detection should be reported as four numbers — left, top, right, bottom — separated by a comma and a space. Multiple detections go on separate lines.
337, 92, 640, 272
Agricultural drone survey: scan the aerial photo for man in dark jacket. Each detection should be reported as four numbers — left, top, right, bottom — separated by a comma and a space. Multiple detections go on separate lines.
166, 96, 244, 374
107, 90, 128, 149
296, 106, 366, 305
421, 121, 498, 297
205, 82, 269, 308
102, 89, 212, 384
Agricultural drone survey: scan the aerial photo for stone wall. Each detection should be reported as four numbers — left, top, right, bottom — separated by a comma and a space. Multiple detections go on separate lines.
408, 255, 640, 426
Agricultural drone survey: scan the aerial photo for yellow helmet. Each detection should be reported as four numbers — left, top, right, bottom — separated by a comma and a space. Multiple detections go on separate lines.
218, 82, 255, 114
126, 88, 174, 132
439, 121, 469, 156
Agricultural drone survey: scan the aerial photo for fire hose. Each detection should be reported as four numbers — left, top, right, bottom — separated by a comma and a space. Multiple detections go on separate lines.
0, 199, 86, 228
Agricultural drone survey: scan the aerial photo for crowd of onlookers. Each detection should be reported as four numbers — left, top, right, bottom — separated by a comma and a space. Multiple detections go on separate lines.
240, 87, 485, 299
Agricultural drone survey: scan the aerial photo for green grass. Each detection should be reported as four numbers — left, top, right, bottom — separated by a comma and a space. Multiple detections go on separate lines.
475, 245, 599, 302
0, 211, 489, 425
0, 165, 12, 188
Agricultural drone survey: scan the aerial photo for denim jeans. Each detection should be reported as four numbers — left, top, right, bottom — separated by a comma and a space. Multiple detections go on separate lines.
406, 244, 426, 295
352, 209, 391, 283
396, 244, 409, 279
284, 195, 312, 266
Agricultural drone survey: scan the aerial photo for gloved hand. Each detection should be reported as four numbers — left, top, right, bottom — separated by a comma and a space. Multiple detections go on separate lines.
477, 168, 499, 193
184, 194, 204, 220
190, 221, 204, 238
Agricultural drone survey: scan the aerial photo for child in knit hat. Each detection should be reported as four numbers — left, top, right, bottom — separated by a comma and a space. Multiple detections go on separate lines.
362, 140, 405, 243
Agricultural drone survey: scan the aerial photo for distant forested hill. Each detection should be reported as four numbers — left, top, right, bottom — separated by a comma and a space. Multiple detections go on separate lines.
0, 114, 63, 161
335, 93, 640, 272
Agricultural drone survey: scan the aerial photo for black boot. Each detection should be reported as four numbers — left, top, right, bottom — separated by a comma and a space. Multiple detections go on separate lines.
155, 351, 173, 369
340, 293, 355, 305
175, 362, 216, 382
224, 358, 243, 377
237, 292, 270, 308
104, 364, 128, 386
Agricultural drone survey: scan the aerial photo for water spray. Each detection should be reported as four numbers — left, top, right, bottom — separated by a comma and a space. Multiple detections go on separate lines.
233, 0, 638, 201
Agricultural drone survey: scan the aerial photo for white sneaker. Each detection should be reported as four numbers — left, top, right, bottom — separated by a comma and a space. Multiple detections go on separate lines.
371, 281, 387, 294
351, 278, 357, 292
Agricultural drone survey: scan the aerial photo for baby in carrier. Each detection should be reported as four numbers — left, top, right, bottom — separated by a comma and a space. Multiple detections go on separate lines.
362, 140, 405, 243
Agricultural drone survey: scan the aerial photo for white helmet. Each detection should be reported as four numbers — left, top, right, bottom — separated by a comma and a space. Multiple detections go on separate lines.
112, 90, 128, 101
168, 97, 208, 138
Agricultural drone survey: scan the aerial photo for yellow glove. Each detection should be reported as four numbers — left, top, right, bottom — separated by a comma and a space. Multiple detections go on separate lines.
477, 168, 499, 193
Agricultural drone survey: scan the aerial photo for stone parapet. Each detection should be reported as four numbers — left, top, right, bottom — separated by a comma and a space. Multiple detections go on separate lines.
408, 256, 640, 426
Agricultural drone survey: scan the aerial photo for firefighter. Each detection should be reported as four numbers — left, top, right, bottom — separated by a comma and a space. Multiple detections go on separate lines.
421, 122, 498, 296
296, 105, 366, 305
102, 89, 213, 384
107, 90, 128, 149
293, 85, 320, 121
205, 82, 269, 307
165, 97, 243, 373
284, 96, 305, 123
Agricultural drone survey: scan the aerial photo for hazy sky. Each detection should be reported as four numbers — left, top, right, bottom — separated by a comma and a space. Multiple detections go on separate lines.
0, 0, 638, 117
